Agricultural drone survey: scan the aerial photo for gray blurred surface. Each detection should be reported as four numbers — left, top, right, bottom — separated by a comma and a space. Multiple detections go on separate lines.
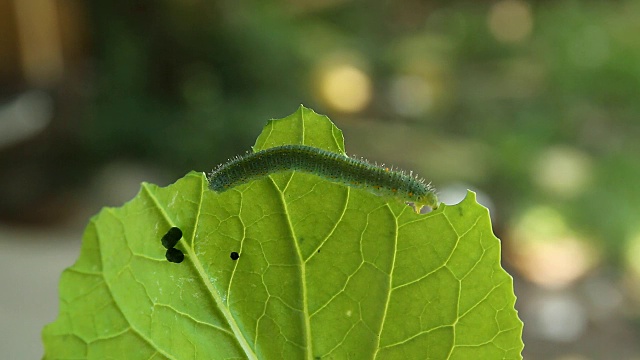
0, 226, 81, 359
0, 162, 168, 359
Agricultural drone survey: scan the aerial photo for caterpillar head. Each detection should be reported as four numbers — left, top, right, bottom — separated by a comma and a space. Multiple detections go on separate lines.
413, 191, 439, 214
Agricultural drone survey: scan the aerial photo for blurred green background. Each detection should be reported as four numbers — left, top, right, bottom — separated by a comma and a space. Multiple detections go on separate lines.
1, 0, 640, 359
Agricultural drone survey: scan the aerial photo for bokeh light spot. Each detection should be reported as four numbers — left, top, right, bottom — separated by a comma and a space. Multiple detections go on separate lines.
488, 0, 533, 43
533, 146, 593, 198
509, 206, 598, 289
318, 63, 372, 113
568, 26, 611, 68
529, 293, 587, 343
389, 75, 434, 117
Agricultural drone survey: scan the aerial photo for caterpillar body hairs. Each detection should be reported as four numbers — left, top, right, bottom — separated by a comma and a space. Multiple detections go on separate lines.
208, 145, 438, 213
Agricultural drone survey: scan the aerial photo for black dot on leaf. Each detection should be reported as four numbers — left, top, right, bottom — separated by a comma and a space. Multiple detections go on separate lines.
230, 252, 240, 260
161, 227, 183, 249
166, 248, 184, 263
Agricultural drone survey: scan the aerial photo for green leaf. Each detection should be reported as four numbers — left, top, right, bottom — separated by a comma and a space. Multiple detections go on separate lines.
43, 105, 523, 359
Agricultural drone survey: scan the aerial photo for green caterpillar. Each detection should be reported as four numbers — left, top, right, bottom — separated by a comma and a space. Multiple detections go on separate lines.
208, 145, 438, 213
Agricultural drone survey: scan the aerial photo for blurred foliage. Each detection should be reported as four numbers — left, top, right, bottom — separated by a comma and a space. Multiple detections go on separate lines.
85, 1, 314, 171
81, 0, 640, 267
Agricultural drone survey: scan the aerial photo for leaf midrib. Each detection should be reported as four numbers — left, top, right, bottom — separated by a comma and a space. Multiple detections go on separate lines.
271, 174, 314, 360
143, 178, 259, 360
